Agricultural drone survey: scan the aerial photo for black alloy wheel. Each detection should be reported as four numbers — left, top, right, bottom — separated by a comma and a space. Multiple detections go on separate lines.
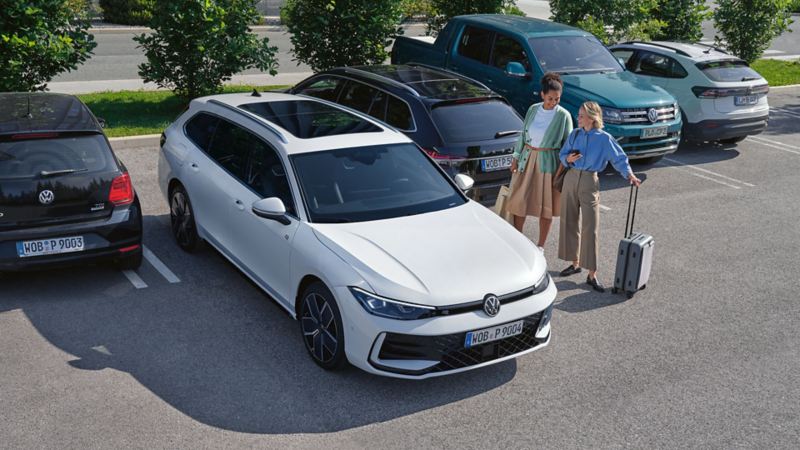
300, 282, 346, 370
170, 185, 201, 252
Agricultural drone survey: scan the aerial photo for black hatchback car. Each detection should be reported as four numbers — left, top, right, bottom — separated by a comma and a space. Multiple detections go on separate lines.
0, 93, 142, 271
289, 64, 523, 204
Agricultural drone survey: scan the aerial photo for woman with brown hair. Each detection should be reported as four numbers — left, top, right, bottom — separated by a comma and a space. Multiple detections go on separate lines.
508, 72, 573, 249
558, 101, 641, 292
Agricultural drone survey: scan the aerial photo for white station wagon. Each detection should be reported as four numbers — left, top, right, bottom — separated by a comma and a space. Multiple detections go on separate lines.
158, 92, 555, 378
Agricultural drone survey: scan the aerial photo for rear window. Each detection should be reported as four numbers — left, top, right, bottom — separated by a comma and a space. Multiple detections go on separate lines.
430, 100, 522, 144
0, 134, 115, 180
697, 60, 762, 82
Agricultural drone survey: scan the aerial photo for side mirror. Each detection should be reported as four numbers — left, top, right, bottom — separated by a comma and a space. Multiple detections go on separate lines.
97, 117, 107, 128
252, 197, 291, 225
505, 61, 528, 79
454, 173, 474, 192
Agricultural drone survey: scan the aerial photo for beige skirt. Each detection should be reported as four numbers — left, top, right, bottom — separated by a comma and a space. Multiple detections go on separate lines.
507, 152, 561, 219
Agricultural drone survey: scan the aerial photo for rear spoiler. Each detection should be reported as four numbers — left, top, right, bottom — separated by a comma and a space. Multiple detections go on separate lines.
429, 95, 509, 110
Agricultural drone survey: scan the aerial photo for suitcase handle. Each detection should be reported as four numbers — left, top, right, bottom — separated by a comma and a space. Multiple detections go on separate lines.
624, 184, 639, 238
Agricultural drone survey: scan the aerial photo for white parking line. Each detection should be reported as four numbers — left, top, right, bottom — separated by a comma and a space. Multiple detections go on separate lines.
771, 108, 800, 119
657, 160, 742, 189
662, 157, 755, 187
748, 136, 800, 155
143, 246, 181, 284
599, 204, 611, 211
122, 270, 148, 289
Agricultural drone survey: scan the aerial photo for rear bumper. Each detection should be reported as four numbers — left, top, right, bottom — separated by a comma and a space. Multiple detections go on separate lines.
684, 114, 769, 141
0, 199, 142, 271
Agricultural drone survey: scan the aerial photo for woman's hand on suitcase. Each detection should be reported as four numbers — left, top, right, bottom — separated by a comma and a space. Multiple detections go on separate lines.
628, 173, 642, 187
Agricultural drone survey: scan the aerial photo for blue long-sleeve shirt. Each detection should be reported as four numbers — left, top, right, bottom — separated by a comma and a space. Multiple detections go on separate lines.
559, 128, 633, 179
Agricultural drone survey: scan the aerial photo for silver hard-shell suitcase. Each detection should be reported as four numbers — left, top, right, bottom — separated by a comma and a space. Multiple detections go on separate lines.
612, 185, 654, 299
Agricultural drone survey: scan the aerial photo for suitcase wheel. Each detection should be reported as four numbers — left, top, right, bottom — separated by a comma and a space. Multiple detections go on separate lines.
625, 291, 634, 299
641, 284, 646, 290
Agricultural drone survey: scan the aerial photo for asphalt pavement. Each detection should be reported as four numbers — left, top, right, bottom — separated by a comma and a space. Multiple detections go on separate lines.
2, 88, 799, 448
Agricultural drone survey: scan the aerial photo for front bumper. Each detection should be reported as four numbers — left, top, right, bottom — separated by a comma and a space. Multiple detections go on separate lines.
605, 122, 682, 159
683, 114, 769, 142
334, 276, 557, 379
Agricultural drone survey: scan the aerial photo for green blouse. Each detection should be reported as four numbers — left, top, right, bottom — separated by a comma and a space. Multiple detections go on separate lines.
512, 103, 573, 174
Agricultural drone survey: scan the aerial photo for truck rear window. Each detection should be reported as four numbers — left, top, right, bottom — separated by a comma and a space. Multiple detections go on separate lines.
0, 134, 114, 180
696, 60, 763, 82
430, 99, 522, 144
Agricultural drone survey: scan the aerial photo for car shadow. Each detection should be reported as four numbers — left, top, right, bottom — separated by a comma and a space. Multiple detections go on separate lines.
551, 277, 631, 313
0, 214, 517, 434
762, 103, 800, 137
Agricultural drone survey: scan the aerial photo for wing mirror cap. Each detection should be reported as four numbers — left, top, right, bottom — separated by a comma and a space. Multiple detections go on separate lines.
252, 197, 291, 225
505, 61, 529, 78
454, 173, 474, 192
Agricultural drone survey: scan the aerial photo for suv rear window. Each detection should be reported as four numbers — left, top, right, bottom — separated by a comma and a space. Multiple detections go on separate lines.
430, 99, 522, 143
0, 134, 115, 180
697, 60, 762, 82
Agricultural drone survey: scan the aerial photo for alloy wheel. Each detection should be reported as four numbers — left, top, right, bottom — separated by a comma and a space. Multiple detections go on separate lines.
301, 292, 340, 365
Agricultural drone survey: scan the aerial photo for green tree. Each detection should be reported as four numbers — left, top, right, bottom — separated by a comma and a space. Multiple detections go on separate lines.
281, 0, 404, 72
714, 0, 794, 63
549, 0, 664, 44
134, 0, 278, 99
651, 0, 710, 42
0, 0, 97, 92
99, 0, 155, 26
427, 0, 523, 36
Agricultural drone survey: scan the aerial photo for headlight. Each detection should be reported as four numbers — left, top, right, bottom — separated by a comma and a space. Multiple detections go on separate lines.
531, 270, 551, 295
602, 106, 623, 124
349, 287, 436, 320
674, 103, 681, 120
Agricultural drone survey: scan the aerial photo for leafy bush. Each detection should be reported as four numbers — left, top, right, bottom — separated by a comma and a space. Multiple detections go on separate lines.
790, 0, 800, 12
0, 0, 97, 92
401, 0, 434, 19
651, 0, 711, 42
427, 0, 522, 35
99, 0, 154, 25
282, 0, 404, 72
550, 0, 662, 44
714, 0, 794, 63
134, 0, 278, 98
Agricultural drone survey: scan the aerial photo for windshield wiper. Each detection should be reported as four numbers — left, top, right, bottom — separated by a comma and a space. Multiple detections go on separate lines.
39, 168, 88, 178
495, 130, 521, 139
741, 76, 760, 81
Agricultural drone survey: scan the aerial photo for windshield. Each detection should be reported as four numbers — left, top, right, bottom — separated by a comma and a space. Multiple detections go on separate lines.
697, 60, 763, 82
431, 99, 523, 143
528, 36, 623, 74
291, 143, 466, 223
0, 134, 114, 180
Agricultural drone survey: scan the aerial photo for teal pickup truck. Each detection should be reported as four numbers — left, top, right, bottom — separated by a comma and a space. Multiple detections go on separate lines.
392, 15, 682, 161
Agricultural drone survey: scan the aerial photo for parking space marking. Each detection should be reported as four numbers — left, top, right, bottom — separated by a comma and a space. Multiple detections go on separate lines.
142, 246, 181, 284
748, 136, 800, 155
122, 270, 148, 289
599, 204, 611, 211
662, 157, 755, 187
771, 108, 800, 119
657, 160, 742, 190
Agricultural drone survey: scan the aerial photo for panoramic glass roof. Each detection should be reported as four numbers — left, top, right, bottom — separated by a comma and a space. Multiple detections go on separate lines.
239, 100, 382, 139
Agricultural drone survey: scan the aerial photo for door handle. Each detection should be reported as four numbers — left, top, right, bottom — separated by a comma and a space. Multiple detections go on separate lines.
190, 163, 199, 171
234, 199, 244, 211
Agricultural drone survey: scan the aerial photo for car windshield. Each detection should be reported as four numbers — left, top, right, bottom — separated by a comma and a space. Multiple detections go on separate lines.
291, 143, 466, 223
697, 60, 763, 82
0, 134, 114, 180
430, 99, 523, 143
528, 36, 623, 74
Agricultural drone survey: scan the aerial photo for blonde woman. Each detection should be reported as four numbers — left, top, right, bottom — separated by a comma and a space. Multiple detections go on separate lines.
557, 102, 641, 292
508, 72, 573, 248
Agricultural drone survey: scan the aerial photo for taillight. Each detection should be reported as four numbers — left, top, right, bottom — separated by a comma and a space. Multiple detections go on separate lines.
423, 148, 466, 162
109, 172, 134, 206
692, 86, 724, 98
692, 85, 768, 98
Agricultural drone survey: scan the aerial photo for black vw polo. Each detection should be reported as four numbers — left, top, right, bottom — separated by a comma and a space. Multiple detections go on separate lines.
0, 93, 142, 271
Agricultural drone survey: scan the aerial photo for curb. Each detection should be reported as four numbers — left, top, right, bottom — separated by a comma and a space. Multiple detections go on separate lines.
770, 84, 800, 90
109, 134, 160, 151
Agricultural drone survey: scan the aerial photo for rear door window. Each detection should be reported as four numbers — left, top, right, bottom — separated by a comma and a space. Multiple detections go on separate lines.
492, 33, 530, 71
294, 76, 345, 102
185, 113, 219, 151
457, 26, 493, 64
430, 99, 522, 143
0, 134, 115, 180
338, 81, 388, 119
697, 60, 762, 82
633, 51, 687, 78
385, 96, 414, 131
206, 119, 251, 182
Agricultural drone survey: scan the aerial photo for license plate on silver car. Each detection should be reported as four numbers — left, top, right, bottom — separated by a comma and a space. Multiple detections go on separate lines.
481, 155, 513, 172
16, 236, 85, 258
735, 95, 758, 106
641, 126, 668, 139
464, 319, 524, 348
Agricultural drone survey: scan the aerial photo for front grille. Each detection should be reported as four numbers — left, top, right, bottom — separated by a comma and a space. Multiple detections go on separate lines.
621, 105, 676, 124
373, 312, 546, 376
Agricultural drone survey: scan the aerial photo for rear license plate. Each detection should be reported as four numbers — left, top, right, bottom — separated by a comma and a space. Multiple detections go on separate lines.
735, 95, 758, 106
481, 155, 513, 172
641, 126, 668, 139
16, 236, 85, 258
465, 319, 524, 348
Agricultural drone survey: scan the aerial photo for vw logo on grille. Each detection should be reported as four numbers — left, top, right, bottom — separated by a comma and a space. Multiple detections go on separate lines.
647, 108, 659, 123
483, 294, 501, 317
38, 190, 55, 205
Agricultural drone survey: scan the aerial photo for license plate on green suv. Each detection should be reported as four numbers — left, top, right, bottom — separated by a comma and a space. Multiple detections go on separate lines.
641, 126, 668, 139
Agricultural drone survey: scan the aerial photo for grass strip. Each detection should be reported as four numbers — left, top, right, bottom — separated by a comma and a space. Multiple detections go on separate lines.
751, 58, 800, 87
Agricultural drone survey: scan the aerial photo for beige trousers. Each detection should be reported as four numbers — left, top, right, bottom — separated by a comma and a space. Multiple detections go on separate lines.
558, 169, 600, 271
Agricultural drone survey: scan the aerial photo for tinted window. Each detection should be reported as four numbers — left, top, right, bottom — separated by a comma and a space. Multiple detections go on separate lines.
246, 139, 295, 215
633, 51, 687, 78
295, 76, 345, 102
492, 34, 530, 71
0, 134, 115, 180
239, 100, 382, 139
206, 120, 250, 181
697, 60, 762, 82
291, 143, 465, 223
457, 26, 493, 64
385, 96, 413, 130
339, 81, 388, 119
184, 113, 219, 151
528, 36, 622, 74
611, 49, 635, 67
430, 100, 523, 144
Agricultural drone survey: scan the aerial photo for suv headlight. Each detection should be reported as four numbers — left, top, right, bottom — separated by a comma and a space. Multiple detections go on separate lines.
349, 287, 436, 320
531, 270, 551, 295
602, 106, 624, 124
674, 103, 681, 120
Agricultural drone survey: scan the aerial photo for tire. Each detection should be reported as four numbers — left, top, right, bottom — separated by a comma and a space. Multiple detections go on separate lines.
299, 281, 347, 370
626, 291, 634, 299
169, 184, 202, 252
115, 249, 142, 270
718, 136, 746, 145
633, 155, 663, 165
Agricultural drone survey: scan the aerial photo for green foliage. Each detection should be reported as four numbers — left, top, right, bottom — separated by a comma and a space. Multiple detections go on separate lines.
0, 0, 97, 92
550, 0, 663, 43
652, 0, 711, 42
99, 0, 154, 25
714, 0, 794, 63
401, 0, 435, 19
134, 0, 278, 99
427, 1, 522, 35
281, 0, 405, 72
790, 0, 800, 12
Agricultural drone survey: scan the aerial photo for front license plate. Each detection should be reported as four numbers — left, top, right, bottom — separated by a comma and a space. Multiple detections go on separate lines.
481, 155, 513, 172
464, 319, 524, 348
16, 236, 85, 258
734, 95, 758, 106
641, 126, 668, 139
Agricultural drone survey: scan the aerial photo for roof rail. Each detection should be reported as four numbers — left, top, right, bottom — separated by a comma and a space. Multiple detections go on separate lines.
693, 42, 730, 55
406, 63, 492, 91
343, 67, 420, 97
618, 41, 691, 57
208, 99, 288, 144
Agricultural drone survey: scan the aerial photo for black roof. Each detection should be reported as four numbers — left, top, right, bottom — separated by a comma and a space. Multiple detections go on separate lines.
334, 65, 496, 101
0, 93, 100, 135
239, 100, 382, 139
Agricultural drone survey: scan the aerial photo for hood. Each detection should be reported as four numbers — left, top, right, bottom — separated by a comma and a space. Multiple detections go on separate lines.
311, 202, 546, 307
562, 71, 677, 109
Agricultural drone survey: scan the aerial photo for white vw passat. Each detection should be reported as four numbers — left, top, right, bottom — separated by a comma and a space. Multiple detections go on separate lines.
158, 92, 556, 379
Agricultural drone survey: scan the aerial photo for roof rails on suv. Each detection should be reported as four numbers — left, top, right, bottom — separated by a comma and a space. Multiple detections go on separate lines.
405, 63, 492, 92
619, 41, 692, 57
342, 67, 421, 97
